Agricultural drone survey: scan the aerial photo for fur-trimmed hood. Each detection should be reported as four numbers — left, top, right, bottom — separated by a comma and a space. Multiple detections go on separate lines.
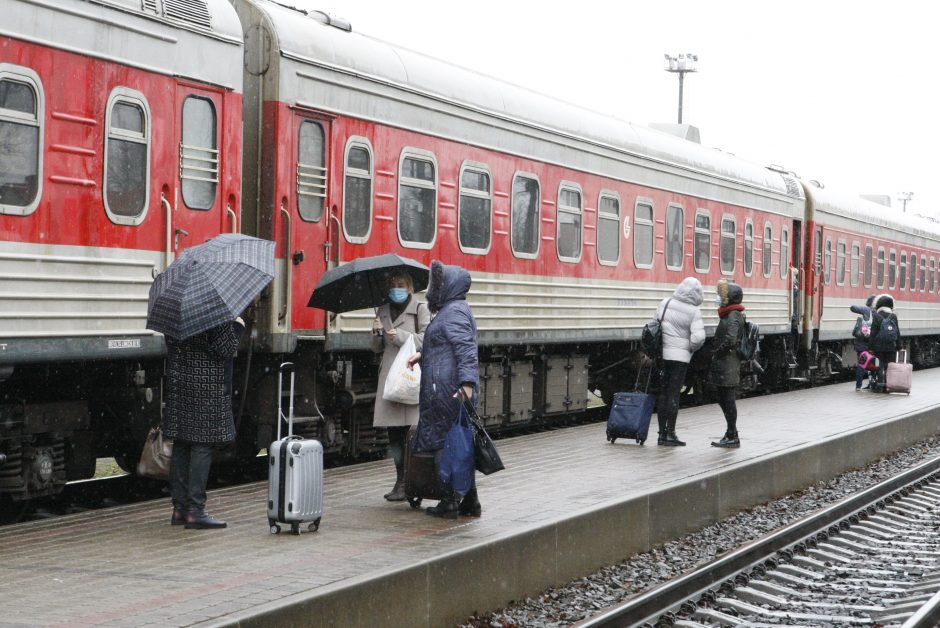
874, 293, 895, 313
426, 260, 471, 312
717, 280, 743, 306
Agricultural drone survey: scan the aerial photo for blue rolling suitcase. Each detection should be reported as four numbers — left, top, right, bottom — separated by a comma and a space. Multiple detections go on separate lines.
606, 366, 655, 445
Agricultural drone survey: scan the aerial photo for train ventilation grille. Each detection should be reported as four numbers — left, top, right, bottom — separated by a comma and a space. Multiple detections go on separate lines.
141, 0, 159, 15
163, 0, 211, 30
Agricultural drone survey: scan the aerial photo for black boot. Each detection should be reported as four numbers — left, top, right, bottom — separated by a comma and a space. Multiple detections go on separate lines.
711, 432, 740, 448
184, 510, 227, 529
384, 468, 406, 502
656, 430, 667, 445
458, 488, 482, 517
660, 431, 686, 447
426, 491, 459, 519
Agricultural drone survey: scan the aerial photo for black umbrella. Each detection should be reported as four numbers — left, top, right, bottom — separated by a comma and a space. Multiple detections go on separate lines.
147, 233, 275, 340
307, 253, 429, 313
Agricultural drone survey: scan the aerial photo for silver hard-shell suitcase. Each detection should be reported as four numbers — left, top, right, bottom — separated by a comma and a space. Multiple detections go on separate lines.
267, 362, 323, 535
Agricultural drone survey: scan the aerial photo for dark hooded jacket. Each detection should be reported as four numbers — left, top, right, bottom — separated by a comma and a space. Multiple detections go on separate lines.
708, 283, 744, 388
870, 294, 901, 353
413, 262, 479, 453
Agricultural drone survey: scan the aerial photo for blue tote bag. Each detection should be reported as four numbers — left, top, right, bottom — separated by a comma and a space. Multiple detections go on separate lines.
439, 404, 475, 497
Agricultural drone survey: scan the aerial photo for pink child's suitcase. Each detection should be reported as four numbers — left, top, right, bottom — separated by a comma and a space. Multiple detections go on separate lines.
885, 350, 912, 394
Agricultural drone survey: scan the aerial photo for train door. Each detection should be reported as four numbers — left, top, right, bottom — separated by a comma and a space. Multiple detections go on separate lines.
790, 220, 802, 331
170, 85, 227, 260
283, 112, 331, 334
812, 225, 824, 330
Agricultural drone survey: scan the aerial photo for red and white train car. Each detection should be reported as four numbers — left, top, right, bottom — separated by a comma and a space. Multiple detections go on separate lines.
232, 0, 804, 449
804, 184, 940, 372
0, 0, 243, 499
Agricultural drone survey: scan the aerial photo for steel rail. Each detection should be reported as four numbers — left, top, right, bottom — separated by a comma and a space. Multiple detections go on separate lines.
577, 453, 940, 628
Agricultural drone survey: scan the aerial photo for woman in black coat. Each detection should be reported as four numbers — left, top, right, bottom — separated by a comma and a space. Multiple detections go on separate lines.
407, 261, 480, 519
163, 318, 243, 529
708, 281, 744, 448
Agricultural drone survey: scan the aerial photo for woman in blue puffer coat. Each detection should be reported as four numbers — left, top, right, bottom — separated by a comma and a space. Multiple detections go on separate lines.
407, 260, 480, 519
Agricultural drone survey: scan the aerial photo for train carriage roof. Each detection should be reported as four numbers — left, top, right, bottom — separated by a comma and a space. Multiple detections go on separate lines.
252, 0, 798, 202
6, 0, 242, 90
807, 183, 940, 244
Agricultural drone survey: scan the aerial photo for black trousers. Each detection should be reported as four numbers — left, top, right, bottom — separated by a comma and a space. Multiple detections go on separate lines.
170, 440, 213, 514
657, 360, 688, 434
716, 385, 737, 434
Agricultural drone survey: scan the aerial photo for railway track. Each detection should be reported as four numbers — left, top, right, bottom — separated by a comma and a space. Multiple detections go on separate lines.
578, 455, 940, 627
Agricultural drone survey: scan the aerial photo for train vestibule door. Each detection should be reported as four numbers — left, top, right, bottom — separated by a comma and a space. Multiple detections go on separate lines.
280, 112, 331, 335
169, 85, 227, 263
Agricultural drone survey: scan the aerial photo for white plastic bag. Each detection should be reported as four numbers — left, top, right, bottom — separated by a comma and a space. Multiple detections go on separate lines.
383, 334, 421, 405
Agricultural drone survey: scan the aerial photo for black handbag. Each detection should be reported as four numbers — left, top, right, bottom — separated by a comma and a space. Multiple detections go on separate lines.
462, 399, 505, 475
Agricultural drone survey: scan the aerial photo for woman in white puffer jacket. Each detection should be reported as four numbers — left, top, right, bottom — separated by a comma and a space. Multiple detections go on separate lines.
654, 276, 706, 446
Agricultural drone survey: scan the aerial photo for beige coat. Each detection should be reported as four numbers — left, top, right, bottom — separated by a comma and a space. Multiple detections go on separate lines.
371, 297, 430, 427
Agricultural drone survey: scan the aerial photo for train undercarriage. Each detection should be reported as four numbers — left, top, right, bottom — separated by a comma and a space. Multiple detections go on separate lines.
3, 331, 940, 503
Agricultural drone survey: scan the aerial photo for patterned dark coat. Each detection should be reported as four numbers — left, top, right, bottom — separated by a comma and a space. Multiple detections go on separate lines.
413, 262, 479, 453
162, 321, 242, 444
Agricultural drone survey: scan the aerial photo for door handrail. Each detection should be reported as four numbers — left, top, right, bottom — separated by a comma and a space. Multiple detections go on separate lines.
279, 203, 292, 329
161, 193, 173, 268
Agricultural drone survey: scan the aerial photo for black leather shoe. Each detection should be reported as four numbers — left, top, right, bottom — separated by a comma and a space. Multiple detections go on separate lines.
184, 511, 227, 529
171, 509, 187, 526
426, 497, 459, 519
458, 489, 481, 517
659, 432, 686, 447
711, 432, 740, 448
656, 431, 667, 445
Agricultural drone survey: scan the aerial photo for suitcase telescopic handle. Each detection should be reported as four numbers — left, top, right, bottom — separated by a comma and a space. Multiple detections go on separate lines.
277, 362, 296, 441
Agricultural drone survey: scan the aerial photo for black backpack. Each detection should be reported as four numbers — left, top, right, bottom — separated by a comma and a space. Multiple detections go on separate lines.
641, 299, 672, 358
874, 315, 899, 349
737, 320, 760, 360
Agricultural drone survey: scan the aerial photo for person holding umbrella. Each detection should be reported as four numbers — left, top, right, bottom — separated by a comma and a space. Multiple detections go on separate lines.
406, 261, 481, 519
147, 234, 275, 529
370, 271, 430, 502
163, 318, 244, 529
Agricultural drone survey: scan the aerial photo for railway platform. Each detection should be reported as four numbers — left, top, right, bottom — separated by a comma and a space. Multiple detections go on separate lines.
2, 373, 939, 628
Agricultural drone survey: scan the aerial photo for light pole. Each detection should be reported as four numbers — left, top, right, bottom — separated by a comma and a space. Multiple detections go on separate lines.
664, 53, 698, 124
898, 191, 913, 213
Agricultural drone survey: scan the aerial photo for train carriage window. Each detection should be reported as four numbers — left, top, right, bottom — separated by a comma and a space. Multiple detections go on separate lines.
876, 247, 885, 288
864, 245, 873, 287
343, 138, 372, 241
556, 183, 582, 262
836, 240, 846, 286
596, 192, 620, 265
665, 204, 684, 270
824, 237, 833, 285
888, 249, 897, 288
104, 89, 150, 224
511, 173, 540, 258
694, 210, 710, 272
850, 243, 860, 287
909, 253, 917, 291
920, 256, 927, 291
720, 215, 736, 275
762, 224, 773, 277
931, 259, 937, 292
780, 227, 789, 279
900, 253, 907, 290
634, 201, 654, 269
0, 66, 43, 215
298, 121, 327, 222
398, 150, 437, 247
458, 162, 492, 254
180, 96, 218, 210
743, 220, 753, 276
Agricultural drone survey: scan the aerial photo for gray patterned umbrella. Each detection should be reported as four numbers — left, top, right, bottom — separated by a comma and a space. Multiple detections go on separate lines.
147, 234, 275, 340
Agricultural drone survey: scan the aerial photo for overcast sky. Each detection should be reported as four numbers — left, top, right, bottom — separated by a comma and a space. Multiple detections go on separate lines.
291, 0, 937, 218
